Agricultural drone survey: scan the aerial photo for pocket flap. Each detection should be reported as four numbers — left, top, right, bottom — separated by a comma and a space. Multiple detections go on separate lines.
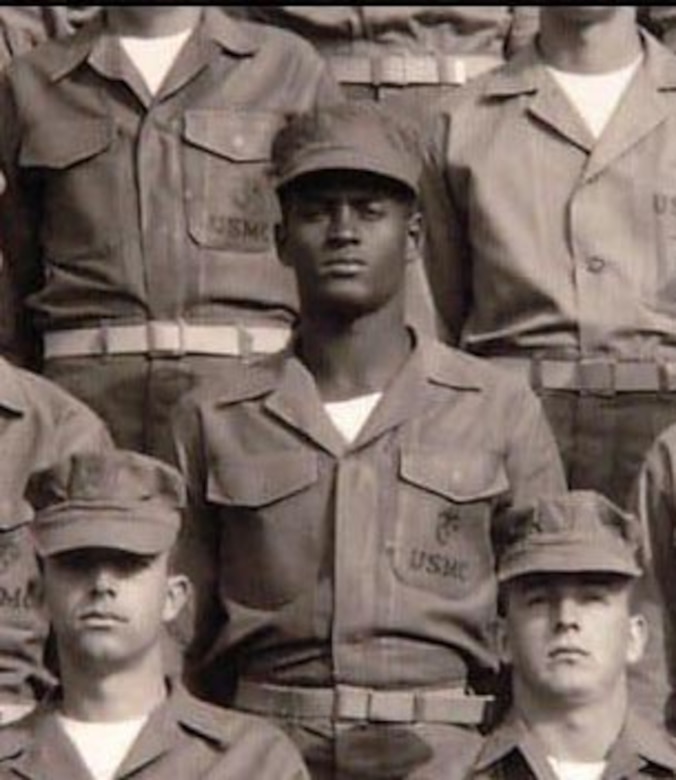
20, 119, 114, 169
207, 451, 318, 508
400, 450, 509, 502
184, 109, 278, 162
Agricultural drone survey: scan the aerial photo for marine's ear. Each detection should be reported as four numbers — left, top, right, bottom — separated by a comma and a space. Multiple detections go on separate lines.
163, 573, 190, 623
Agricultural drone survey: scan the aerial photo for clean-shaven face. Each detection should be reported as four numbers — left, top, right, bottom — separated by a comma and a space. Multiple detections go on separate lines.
502, 572, 645, 707
278, 170, 420, 319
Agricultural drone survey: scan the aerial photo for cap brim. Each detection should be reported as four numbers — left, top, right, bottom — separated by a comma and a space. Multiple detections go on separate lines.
276, 148, 419, 195
498, 544, 641, 583
34, 507, 178, 557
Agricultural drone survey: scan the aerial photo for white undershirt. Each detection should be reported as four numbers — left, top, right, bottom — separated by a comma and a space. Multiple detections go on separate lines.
547, 756, 607, 780
546, 55, 642, 139
119, 28, 193, 95
324, 392, 383, 443
58, 713, 149, 780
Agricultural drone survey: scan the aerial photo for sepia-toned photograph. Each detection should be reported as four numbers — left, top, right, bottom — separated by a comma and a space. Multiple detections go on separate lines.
0, 5, 673, 778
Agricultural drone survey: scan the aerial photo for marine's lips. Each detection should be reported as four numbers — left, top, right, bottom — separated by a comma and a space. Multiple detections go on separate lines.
78, 608, 128, 625
321, 255, 367, 273
548, 644, 590, 660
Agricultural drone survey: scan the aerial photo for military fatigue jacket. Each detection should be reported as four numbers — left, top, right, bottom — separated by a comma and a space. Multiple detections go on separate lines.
173, 335, 566, 695
0, 7, 340, 363
464, 711, 676, 780
0, 681, 309, 779
0, 357, 111, 705
423, 31, 676, 358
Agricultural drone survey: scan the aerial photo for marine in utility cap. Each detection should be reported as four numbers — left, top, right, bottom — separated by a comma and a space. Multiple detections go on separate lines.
29, 449, 184, 557
0, 449, 310, 780
468, 493, 676, 780
172, 93, 566, 778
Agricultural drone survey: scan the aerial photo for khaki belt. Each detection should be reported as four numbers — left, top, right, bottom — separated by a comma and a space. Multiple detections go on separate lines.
327, 53, 503, 87
43, 321, 291, 359
235, 681, 493, 726
490, 356, 676, 394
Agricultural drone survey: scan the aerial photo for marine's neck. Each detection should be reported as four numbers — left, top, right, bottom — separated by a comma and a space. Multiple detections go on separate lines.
538, 10, 642, 74
59, 647, 166, 722
513, 677, 628, 762
106, 6, 202, 38
297, 297, 412, 402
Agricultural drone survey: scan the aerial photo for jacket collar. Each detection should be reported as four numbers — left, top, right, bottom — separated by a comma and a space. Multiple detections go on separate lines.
40, 7, 258, 84
212, 332, 486, 456
0, 679, 232, 778
483, 29, 676, 99
212, 332, 486, 406
481, 30, 676, 170
473, 709, 676, 778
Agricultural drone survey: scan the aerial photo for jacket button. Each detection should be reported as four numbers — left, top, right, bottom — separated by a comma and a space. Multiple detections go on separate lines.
585, 256, 606, 273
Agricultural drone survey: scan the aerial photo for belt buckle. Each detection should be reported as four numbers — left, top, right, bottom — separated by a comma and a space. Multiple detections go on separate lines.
147, 321, 184, 358
578, 358, 615, 396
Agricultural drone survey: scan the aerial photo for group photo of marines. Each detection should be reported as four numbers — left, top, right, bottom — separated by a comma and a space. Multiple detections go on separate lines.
0, 5, 676, 779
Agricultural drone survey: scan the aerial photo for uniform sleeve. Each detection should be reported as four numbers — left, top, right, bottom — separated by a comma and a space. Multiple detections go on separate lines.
503, 381, 567, 505
53, 390, 114, 458
0, 7, 49, 70
630, 434, 676, 731
505, 7, 539, 59
420, 111, 474, 346
169, 396, 229, 701
0, 68, 43, 367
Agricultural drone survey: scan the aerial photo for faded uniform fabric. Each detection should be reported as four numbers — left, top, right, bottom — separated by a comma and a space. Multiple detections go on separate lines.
0, 7, 340, 458
423, 30, 676, 507
0, 356, 111, 716
0, 681, 310, 780
632, 423, 676, 733
462, 711, 676, 780
172, 335, 566, 778
232, 6, 539, 342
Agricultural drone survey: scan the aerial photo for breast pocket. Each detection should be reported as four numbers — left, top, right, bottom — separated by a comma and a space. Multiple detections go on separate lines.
391, 450, 509, 600
183, 110, 281, 254
19, 119, 117, 257
207, 451, 321, 609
